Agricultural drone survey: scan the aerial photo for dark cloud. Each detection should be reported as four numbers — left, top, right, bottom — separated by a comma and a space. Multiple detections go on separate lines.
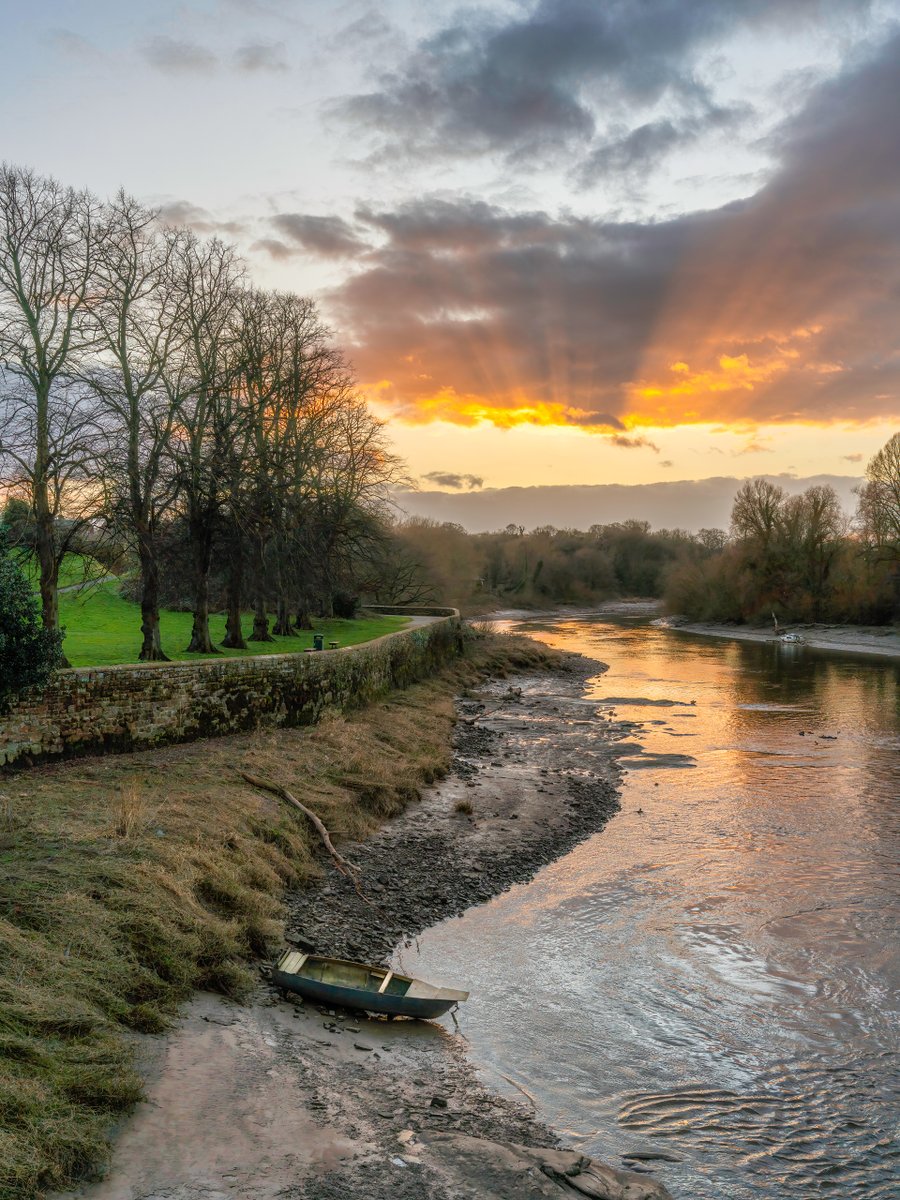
577, 104, 750, 186
251, 237, 294, 260
330, 29, 900, 431
156, 200, 245, 236
141, 36, 218, 74
610, 435, 660, 451
421, 471, 485, 490
270, 213, 369, 258
332, 0, 873, 167
234, 40, 288, 72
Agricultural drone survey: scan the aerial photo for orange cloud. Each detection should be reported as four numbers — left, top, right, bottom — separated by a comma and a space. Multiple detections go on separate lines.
369, 384, 624, 431
332, 32, 900, 438
625, 330, 836, 425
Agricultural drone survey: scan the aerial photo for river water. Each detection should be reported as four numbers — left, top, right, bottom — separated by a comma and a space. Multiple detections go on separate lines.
403, 616, 900, 1199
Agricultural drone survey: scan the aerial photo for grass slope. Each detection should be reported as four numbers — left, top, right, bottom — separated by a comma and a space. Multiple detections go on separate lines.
13, 552, 107, 593
0, 628, 559, 1199
57, 582, 408, 668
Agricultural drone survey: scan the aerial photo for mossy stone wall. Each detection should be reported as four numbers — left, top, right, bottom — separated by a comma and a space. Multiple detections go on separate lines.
0, 612, 462, 771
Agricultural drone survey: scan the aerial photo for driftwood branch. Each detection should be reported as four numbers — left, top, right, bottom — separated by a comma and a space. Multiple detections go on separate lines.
239, 771, 360, 880
459, 707, 502, 726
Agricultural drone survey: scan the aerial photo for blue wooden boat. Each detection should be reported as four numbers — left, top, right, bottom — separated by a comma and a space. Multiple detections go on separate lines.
272, 949, 469, 1019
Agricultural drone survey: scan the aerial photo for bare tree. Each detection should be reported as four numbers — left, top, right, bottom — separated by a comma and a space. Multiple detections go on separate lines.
0, 164, 103, 644
781, 484, 845, 619
87, 192, 186, 660
856, 432, 900, 614
730, 478, 787, 547
230, 288, 294, 641
168, 235, 243, 653
857, 432, 900, 557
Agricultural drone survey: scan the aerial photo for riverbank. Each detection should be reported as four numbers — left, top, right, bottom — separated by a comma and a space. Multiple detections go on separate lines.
666, 618, 900, 659
49, 640, 675, 1200
0, 626, 552, 1198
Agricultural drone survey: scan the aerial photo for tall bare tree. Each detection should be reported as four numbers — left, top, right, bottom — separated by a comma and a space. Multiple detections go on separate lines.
0, 164, 102, 644
87, 192, 186, 660
857, 433, 900, 558
856, 432, 900, 614
168, 235, 242, 653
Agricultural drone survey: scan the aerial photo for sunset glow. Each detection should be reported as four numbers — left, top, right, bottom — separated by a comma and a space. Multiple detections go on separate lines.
4, 0, 898, 517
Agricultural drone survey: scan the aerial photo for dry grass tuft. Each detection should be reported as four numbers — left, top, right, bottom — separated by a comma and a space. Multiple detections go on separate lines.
0, 627, 562, 1199
454, 798, 474, 815
112, 782, 146, 839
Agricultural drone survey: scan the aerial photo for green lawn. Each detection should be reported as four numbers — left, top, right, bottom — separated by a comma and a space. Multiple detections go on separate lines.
15, 550, 108, 591
58, 581, 408, 667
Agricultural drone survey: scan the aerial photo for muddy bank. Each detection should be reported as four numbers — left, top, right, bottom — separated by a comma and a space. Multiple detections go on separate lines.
665, 618, 900, 660
286, 655, 623, 964
58, 653, 675, 1200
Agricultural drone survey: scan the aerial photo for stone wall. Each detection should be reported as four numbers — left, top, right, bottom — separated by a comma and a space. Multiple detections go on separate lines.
0, 611, 462, 771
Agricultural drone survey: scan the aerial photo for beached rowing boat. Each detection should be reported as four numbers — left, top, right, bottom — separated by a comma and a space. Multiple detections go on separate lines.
272, 949, 469, 1019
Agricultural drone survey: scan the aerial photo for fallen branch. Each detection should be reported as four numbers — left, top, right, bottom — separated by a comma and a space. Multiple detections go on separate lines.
496, 1071, 537, 1108
239, 771, 360, 881
459, 707, 503, 726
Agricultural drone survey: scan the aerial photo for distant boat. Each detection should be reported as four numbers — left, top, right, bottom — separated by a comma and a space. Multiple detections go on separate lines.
272, 949, 469, 1019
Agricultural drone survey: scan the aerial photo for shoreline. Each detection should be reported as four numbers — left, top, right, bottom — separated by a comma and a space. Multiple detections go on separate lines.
485, 599, 900, 662
666, 618, 900, 660
58, 651, 674, 1200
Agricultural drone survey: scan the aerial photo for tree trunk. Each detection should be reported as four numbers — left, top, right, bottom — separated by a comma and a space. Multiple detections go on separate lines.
272, 595, 295, 636
33, 391, 69, 665
138, 533, 169, 661
186, 519, 219, 653
295, 597, 314, 630
221, 547, 247, 649
250, 592, 274, 641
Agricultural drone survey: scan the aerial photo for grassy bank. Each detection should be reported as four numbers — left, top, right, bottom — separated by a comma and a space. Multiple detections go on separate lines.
0, 627, 560, 1200
57, 581, 408, 667
10, 554, 409, 667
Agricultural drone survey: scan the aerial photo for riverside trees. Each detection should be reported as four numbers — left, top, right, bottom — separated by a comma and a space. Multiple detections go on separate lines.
0, 166, 104, 651
0, 164, 398, 662
665, 448, 900, 624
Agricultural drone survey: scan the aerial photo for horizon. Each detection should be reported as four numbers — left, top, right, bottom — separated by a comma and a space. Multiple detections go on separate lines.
392, 470, 865, 534
2, 0, 899, 523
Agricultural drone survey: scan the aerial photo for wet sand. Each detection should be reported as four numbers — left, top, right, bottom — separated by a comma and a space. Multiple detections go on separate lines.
56, 655, 674, 1200
669, 619, 900, 660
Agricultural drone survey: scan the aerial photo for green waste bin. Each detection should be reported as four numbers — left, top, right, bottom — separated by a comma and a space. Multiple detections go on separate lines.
313, 634, 325, 651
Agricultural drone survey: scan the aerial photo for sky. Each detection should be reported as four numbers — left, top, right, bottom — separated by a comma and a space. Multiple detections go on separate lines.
3, 0, 899, 512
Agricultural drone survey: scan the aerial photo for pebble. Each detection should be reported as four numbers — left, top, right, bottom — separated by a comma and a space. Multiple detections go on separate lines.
354, 1042, 374, 1051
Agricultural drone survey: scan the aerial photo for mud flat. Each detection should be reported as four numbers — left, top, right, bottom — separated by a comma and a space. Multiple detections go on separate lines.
667, 619, 900, 660
58, 655, 674, 1200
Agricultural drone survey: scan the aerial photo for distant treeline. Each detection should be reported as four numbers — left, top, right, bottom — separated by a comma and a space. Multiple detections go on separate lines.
386, 434, 900, 625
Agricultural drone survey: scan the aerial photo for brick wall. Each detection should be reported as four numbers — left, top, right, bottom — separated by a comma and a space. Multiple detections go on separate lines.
0, 611, 462, 771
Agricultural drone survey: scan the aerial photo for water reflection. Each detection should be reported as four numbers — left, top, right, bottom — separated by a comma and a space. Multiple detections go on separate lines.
402, 618, 900, 1199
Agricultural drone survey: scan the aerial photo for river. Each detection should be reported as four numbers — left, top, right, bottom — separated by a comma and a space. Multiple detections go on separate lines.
401, 615, 900, 1198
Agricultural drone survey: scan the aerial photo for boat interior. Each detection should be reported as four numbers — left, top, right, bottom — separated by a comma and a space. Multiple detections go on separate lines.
277, 950, 469, 1001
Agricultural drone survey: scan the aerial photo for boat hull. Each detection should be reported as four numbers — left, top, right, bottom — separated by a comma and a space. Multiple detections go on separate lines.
271, 969, 460, 1019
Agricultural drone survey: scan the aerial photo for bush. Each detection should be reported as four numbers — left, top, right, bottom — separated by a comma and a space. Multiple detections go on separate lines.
331, 590, 360, 619
0, 531, 64, 712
